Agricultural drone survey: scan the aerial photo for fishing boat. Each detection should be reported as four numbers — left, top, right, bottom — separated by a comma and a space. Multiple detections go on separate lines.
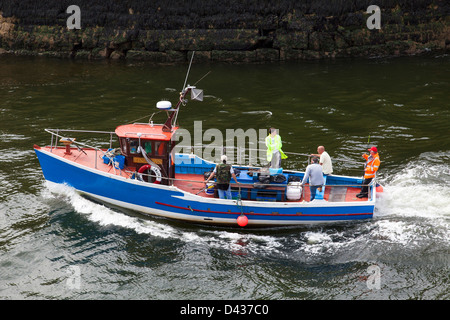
34, 61, 382, 228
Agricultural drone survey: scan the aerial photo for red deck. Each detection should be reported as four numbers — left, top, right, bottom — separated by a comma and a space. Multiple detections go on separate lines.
37, 145, 367, 203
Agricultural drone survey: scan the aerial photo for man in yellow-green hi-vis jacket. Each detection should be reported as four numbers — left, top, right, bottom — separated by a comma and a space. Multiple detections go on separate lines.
265, 128, 287, 168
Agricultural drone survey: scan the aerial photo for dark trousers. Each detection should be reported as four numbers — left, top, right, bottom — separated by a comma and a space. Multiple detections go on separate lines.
310, 186, 319, 201
360, 178, 373, 195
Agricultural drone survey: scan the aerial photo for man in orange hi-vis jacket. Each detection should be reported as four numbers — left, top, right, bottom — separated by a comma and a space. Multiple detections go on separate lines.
356, 146, 381, 198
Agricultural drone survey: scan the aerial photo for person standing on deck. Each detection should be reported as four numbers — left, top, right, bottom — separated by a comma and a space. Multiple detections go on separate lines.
311, 145, 333, 175
356, 146, 380, 198
265, 128, 287, 168
205, 155, 239, 199
301, 157, 325, 201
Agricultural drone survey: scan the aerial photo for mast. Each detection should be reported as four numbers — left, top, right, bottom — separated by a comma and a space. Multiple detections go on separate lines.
162, 86, 190, 132
162, 51, 203, 132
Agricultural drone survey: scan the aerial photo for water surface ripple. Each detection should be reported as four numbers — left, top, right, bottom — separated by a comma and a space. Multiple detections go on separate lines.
0, 55, 449, 300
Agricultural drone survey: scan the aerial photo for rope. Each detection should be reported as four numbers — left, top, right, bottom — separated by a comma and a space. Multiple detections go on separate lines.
236, 185, 244, 215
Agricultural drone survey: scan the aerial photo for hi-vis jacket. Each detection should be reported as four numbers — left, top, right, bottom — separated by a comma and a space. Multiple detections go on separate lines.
265, 134, 287, 162
363, 152, 380, 179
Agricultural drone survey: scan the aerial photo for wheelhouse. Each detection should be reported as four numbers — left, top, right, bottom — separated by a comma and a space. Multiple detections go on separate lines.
115, 123, 178, 185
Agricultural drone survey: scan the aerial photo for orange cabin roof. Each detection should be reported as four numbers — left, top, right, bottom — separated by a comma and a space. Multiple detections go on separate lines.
115, 123, 178, 141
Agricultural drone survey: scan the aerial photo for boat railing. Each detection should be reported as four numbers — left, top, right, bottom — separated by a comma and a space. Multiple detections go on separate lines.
129, 169, 377, 201
184, 144, 364, 172
43, 128, 374, 198
44, 128, 364, 173
45, 128, 117, 169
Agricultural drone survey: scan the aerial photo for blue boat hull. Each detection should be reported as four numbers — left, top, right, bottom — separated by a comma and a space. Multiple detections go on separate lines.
35, 148, 374, 227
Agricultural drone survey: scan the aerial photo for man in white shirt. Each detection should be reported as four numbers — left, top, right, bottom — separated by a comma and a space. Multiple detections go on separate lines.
311, 146, 333, 175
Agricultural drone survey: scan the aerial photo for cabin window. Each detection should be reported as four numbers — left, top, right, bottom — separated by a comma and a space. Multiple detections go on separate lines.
129, 139, 139, 154
155, 141, 166, 156
143, 141, 152, 154
121, 138, 128, 155
122, 139, 166, 157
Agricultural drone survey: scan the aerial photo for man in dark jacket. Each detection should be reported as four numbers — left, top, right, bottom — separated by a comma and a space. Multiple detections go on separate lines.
205, 155, 239, 199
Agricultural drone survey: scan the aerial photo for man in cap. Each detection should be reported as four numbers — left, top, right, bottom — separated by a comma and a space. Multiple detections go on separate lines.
205, 155, 239, 199
357, 146, 380, 198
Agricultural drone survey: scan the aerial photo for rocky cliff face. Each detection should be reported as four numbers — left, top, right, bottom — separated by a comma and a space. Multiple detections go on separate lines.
0, 0, 448, 61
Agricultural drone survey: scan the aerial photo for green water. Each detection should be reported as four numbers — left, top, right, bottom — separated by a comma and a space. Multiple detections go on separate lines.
0, 54, 449, 301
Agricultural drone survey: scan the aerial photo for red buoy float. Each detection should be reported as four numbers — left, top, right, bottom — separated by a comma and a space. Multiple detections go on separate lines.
237, 215, 248, 227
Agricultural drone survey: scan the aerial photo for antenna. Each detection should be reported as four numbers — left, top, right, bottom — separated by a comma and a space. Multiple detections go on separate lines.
182, 51, 195, 91
194, 70, 211, 86
172, 51, 195, 129
163, 51, 202, 132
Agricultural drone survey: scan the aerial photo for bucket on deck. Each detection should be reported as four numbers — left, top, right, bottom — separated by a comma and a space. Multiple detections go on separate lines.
205, 182, 215, 195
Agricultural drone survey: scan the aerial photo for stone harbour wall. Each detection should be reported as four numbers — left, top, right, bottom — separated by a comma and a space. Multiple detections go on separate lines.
0, 0, 448, 62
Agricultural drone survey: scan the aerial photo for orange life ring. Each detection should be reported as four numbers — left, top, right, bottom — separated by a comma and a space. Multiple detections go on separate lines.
138, 165, 162, 184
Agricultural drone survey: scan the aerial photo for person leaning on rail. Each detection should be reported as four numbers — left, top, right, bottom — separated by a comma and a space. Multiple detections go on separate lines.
310, 145, 333, 176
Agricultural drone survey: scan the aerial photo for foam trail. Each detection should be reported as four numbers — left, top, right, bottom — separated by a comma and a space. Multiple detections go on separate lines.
376, 151, 450, 219
242, 110, 272, 118
371, 152, 450, 249
297, 152, 450, 258
43, 181, 191, 239
41, 182, 282, 252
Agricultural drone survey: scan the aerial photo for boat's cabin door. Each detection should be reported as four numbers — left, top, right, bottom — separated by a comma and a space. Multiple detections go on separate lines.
119, 138, 174, 185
